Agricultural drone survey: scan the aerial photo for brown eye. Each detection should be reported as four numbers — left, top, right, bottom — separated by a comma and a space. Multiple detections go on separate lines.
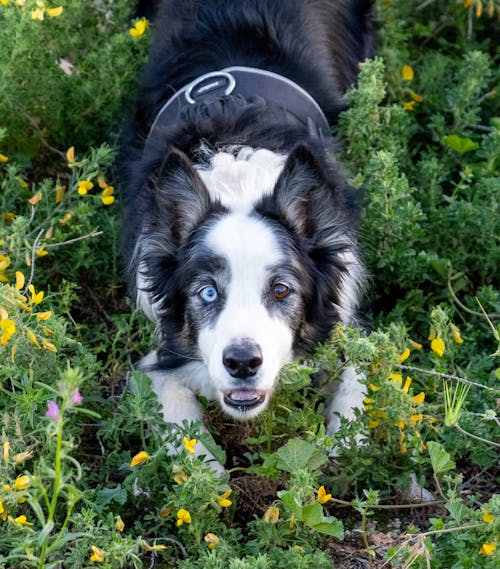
272, 282, 290, 300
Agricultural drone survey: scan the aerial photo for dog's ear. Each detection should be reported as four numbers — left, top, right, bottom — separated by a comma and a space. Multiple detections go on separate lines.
272, 144, 333, 238
153, 148, 211, 242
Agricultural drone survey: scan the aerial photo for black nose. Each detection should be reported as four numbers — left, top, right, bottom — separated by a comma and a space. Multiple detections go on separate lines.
223, 340, 263, 379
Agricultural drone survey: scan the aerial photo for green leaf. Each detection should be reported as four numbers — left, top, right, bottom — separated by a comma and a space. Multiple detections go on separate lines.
278, 491, 303, 520
276, 439, 328, 473
427, 441, 456, 475
301, 503, 324, 527
129, 371, 153, 399
311, 518, 344, 538
198, 432, 227, 466
97, 484, 127, 506
442, 134, 479, 154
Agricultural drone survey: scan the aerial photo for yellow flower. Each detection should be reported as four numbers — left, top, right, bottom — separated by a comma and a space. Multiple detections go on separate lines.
412, 392, 425, 405
431, 337, 445, 357
394, 419, 406, 430
31, 7, 44, 19
130, 17, 149, 38
28, 191, 42, 205
399, 348, 411, 362
14, 475, 31, 490
130, 450, 150, 467
77, 180, 94, 196
159, 506, 171, 518
101, 186, 115, 205
28, 330, 41, 348
411, 92, 423, 102
479, 543, 496, 555
0, 153, 8, 162
90, 545, 105, 562
463, 0, 473, 7
218, 488, 233, 508
402, 376, 412, 393
3, 441, 10, 462
410, 413, 423, 426
142, 542, 167, 552
36, 311, 52, 321
368, 419, 380, 428
483, 511, 494, 523
14, 515, 33, 526
0, 318, 16, 345
28, 284, 44, 304
42, 339, 57, 352
116, 515, 125, 532
451, 324, 464, 344
389, 373, 402, 384
403, 101, 416, 111
176, 508, 192, 526
204, 533, 220, 550
46, 6, 63, 17
60, 211, 72, 225
183, 436, 197, 454
263, 506, 280, 524
66, 146, 75, 163
410, 339, 423, 350
317, 485, 332, 504
0, 253, 10, 271
15, 271, 25, 290
368, 383, 379, 392
402, 65, 414, 81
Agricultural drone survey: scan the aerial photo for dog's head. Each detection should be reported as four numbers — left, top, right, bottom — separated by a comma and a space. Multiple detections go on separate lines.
135, 144, 362, 419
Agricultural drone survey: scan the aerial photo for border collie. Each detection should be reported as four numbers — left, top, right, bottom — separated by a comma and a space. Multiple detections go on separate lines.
120, 0, 376, 466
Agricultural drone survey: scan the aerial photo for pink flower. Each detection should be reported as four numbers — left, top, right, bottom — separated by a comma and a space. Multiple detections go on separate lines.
46, 400, 60, 421
71, 388, 83, 405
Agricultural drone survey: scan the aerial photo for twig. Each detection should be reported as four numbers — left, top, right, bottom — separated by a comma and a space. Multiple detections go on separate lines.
25, 228, 44, 291
43, 230, 103, 249
397, 364, 498, 392
21, 112, 66, 160
328, 496, 443, 510
454, 422, 500, 448
416, 0, 435, 12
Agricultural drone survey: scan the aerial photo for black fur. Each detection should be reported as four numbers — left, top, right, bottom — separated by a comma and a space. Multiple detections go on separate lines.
120, 0, 375, 370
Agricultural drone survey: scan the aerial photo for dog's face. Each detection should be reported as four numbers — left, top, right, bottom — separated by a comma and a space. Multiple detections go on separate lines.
137, 144, 360, 419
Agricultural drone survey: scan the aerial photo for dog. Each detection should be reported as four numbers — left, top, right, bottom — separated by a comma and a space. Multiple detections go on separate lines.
120, 0, 376, 467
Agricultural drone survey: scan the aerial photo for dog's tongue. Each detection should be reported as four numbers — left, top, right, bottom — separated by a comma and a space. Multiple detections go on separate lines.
228, 389, 259, 401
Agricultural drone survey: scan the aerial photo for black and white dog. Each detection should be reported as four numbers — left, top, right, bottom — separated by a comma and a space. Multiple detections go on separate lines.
120, 0, 375, 466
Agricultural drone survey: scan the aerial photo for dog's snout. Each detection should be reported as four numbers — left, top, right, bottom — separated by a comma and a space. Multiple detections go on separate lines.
223, 340, 263, 379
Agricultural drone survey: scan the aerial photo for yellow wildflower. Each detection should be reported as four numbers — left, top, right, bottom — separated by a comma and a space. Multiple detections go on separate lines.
0, 153, 8, 162
476, 1, 483, 17
130, 17, 149, 38
463, 0, 473, 7
412, 392, 425, 405
46, 6, 63, 18
142, 542, 167, 552
0, 253, 10, 272
176, 508, 192, 526
0, 499, 5, 521
183, 436, 197, 454
402, 376, 412, 393
0, 319, 16, 345
77, 180, 94, 196
55, 185, 65, 203
372, 410, 388, 420
173, 467, 188, 485
31, 7, 44, 19
363, 397, 374, 405
15, 451, 33, 464
60, 212, 72, 226
411, 92, 423, 102
42, 339, 57, 352
116, 515, 125, 532
218, 488, 233, 508
399, 348, 411, 362
101, 186, 115, 205
394, 419, 406, 430
389, 373, 402, 384
402, 65, 414, 81
451, 324, 464, 344
97, 176, 108, 189
410, 339, 423, 349
0, 307, 7, 320
66, 146, 75, 163
14, 475, 31, 490
403, 101, 416, 111
130, 450, 150, 467
368, 419, 380, 428
263, 506, 280, 524
28, 192, 42, 205
317, 485, 332, 504
28, 330, 41, 348
431, 337, 445, 357
204, 533, 220, 550
483, 511, 494, 523
90, 545, 105, 562
14, 515, 33, 526
3, 441, 10, 462
15, 271, 25, 290
479, 543, 496, 555
159, 506, 171, 518
36, 311, 52, 321
28, 284, 44, 304
368, 383, 379, 392
410, 413, 423, 425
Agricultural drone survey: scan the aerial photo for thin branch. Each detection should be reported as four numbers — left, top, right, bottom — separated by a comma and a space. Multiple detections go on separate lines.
43, 230, 103, 249
328, 496, 443, 510
397, 364, 497, 392
25, 228, 44, 291
454, 422, 500, 448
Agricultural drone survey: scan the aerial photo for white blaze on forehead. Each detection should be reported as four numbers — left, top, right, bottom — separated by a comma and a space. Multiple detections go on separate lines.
195, 147, 286, 213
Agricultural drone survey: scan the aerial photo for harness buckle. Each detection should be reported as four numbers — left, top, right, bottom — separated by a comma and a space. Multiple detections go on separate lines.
185, 71, 236, 104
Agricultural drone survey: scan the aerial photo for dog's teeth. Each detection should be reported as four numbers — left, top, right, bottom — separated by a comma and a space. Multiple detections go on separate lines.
229, 390, 258, 401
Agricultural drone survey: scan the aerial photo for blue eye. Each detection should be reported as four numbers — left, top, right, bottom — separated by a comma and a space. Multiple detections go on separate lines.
199, 285, 218, 303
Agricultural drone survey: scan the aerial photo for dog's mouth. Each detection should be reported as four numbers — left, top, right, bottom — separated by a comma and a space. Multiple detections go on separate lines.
223, 389, 266, 412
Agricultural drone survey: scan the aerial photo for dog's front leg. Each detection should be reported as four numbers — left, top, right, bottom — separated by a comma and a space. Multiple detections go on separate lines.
324, 365, 366, 454
137, 351, 225, 474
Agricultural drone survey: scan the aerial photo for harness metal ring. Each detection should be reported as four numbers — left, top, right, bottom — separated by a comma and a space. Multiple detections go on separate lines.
184, 71, 236, 104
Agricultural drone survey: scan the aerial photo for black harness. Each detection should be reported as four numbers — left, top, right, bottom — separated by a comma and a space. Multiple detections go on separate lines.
143, 66, 332, 155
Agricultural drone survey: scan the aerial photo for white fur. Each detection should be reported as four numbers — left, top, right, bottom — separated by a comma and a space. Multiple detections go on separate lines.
198, 212, 294, 418
195, 147, 286, 213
